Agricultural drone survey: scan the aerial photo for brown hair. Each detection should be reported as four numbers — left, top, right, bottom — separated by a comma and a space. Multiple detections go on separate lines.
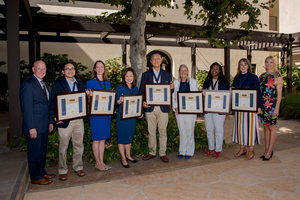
234, 58, 251, 79
121, 68, 137, 88
91, 60, 108, 81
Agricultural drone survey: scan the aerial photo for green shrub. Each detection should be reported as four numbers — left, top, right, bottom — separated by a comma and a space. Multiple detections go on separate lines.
105, 57, 126, 89
279, 93, 300, 119
15, 111, 207, 166
196, 69, 208, 89
280, 64, 300, 91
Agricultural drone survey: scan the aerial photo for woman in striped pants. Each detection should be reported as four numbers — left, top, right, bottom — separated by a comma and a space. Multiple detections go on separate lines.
232, 58, 263, 160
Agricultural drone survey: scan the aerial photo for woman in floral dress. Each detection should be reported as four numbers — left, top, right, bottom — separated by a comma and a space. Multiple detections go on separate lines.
259, 56, 283, 161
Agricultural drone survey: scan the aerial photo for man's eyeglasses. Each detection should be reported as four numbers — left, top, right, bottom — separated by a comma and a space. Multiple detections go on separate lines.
64, 68, 75, 71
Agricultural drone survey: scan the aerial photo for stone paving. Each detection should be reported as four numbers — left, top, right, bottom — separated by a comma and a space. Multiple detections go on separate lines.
24, 147, 300, 200
23, 118, 300, 200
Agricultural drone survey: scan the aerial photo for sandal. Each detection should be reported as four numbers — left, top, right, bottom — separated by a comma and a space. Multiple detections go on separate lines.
234, 147, 247, 157
245, 150, 255, 160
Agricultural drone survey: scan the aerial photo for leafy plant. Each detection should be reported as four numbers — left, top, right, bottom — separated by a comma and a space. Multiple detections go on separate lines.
196, 69, 208, 89
105, 57, 126, 89
20, 53, 91, 86
279, 64, 300, 91
279, 93, 300, 119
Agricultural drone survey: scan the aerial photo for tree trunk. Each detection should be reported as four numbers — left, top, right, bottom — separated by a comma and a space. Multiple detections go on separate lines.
130, 0, 152, 86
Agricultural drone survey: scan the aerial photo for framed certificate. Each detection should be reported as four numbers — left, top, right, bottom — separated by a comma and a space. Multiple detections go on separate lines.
89, 89, 116, 116
55, 91, 87, 121
204, 90, 231, 114
177, 91, 203, 114
145, 83, 171, 106
121, 95, 143, 120
231, 89, 258, 112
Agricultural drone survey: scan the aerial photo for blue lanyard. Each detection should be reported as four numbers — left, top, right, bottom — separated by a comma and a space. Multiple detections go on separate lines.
96, 77, 106, 90
211, 79, 218, 90
153, 70, 161, 83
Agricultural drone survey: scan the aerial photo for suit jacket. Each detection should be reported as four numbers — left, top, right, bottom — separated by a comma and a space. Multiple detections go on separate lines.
172, 78, 198, 111
50, 76, 85, 128
20, 75, 53, 134
139, 69, 173, 113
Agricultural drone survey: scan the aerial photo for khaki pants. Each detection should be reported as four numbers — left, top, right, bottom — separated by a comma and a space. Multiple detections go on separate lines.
58, 119, 84, 174
145, 106, 169, 156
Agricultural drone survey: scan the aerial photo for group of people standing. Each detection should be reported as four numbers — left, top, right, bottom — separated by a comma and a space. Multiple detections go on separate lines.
19, 52, 282, 185
202, 57, 283, 161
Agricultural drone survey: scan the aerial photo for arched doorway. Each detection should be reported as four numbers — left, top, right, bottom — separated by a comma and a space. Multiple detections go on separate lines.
146, 50, 172, 73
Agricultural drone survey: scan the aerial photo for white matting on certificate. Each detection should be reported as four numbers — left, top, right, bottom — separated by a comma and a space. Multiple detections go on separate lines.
55, 91, 87, 121
145, 83, 171, 106
121, 95, 143, 120
89, 89, 116, 116
231, 89, 258, 112
204, 90, 231, 114
177, 91, 203, 114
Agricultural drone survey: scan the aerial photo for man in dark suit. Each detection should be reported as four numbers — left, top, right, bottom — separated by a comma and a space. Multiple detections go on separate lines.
139, 52, 174, 163
50, 62, 86, 181
20, 60, 55, 185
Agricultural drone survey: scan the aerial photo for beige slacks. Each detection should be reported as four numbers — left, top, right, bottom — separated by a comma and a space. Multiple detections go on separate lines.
58, 119, 84, 174
145, 106, 169, 156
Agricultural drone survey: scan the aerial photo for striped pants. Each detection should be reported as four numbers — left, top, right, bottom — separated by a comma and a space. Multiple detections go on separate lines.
232, 112, 260, 146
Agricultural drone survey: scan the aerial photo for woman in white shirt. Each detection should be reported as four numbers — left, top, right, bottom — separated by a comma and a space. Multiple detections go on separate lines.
172, 64, 198, 159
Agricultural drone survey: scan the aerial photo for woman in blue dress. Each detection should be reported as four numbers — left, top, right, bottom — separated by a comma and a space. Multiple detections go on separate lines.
116, 68, 139, 168
86, 60, 111, 171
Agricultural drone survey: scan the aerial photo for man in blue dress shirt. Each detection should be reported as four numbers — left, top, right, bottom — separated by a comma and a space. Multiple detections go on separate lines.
20, 60, 55, 185
50, 62, 86, 181
139, 52, 174, 163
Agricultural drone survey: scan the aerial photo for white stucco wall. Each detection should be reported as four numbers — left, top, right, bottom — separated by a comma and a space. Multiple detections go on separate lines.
0, 0, 272, 78
279, 0, 300, 33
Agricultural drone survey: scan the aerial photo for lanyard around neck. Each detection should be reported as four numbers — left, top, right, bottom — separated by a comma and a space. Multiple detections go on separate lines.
96, 77, 106, 89
211, 79, 218, 90
153, 70, 161, 83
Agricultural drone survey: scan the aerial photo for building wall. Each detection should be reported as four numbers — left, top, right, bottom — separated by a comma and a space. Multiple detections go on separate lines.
1, 0, 272, 79
279, 0, 300, 33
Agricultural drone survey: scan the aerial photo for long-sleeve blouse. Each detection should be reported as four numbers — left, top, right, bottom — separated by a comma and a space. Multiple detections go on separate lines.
232, 72, 263, 109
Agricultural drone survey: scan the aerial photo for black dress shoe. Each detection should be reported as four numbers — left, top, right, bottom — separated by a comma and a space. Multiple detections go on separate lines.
121, 160, 130, 168
260, 155, 265, 159
126, 156, 138, 163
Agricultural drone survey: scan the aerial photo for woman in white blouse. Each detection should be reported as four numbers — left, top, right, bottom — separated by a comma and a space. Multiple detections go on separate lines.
172, 64, 198, 159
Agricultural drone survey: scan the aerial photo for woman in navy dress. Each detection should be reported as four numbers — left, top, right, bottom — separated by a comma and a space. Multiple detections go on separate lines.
116, 68, 139, 168
86, 60, 111, 171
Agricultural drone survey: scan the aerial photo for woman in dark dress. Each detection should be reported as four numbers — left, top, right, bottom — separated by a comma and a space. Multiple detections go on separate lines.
259, 56, 283, 161
116, 68, 139, 168
86, 60, 111, 171
232, 58, 263, 160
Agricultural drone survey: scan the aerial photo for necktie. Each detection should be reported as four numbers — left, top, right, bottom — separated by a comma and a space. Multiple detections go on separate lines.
41, 80, 48, 99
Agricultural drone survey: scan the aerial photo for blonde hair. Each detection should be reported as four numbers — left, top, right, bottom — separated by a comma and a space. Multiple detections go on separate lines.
265, 56, 280, 79
178, 64, 190, 82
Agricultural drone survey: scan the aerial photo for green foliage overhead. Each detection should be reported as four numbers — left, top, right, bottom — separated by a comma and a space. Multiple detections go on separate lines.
86, 0, 275, 45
